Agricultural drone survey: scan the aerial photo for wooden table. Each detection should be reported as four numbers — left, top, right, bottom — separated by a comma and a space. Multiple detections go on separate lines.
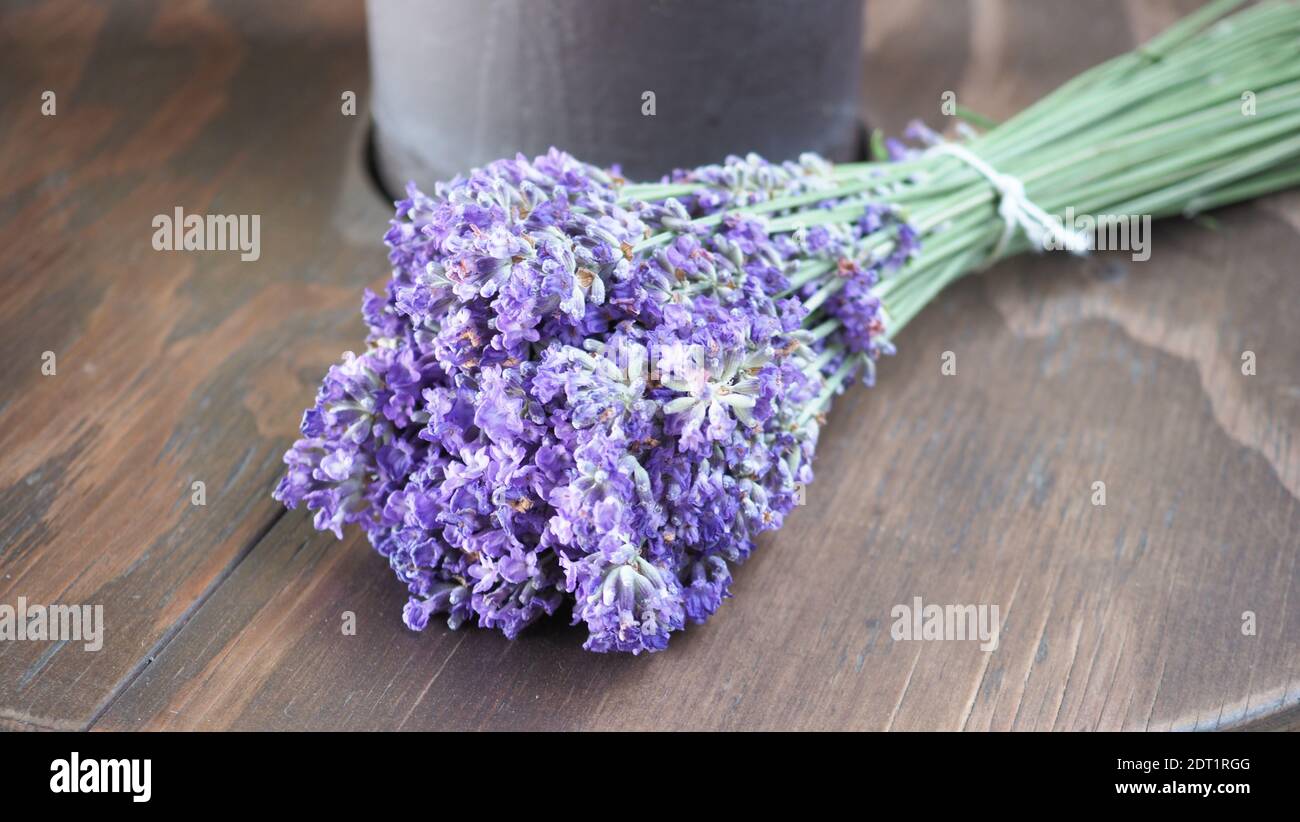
1, 0, 1296, 732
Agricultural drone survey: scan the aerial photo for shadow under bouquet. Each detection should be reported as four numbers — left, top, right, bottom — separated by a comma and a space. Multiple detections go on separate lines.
276, 0, 1300, 653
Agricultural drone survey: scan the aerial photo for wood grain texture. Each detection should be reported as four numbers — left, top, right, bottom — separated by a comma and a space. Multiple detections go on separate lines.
0, 0, 389, 729
1, 0, 1296, 731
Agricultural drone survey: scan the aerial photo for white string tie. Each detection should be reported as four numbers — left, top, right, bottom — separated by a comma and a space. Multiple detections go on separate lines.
928, 142, 1092, 265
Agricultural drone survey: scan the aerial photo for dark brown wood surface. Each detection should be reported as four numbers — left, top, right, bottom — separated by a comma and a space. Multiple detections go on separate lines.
1, 0, 1296, 731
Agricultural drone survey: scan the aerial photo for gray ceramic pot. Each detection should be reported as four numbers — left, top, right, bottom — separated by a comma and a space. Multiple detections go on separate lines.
367, 0, 864, 191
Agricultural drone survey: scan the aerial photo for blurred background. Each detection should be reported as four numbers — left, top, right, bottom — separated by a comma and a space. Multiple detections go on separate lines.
368, 0, 865, 188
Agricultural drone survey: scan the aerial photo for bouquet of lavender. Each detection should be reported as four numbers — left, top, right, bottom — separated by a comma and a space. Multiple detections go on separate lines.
276, 0, 1300, 653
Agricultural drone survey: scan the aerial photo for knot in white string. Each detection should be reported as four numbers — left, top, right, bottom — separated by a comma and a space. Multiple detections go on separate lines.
927, 142, 1091, 266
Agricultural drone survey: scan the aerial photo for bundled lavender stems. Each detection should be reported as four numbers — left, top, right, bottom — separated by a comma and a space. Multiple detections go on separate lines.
277, 0, 1300, 653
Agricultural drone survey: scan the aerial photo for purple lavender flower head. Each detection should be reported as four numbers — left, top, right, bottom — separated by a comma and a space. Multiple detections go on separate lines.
275, 149, 913, 653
